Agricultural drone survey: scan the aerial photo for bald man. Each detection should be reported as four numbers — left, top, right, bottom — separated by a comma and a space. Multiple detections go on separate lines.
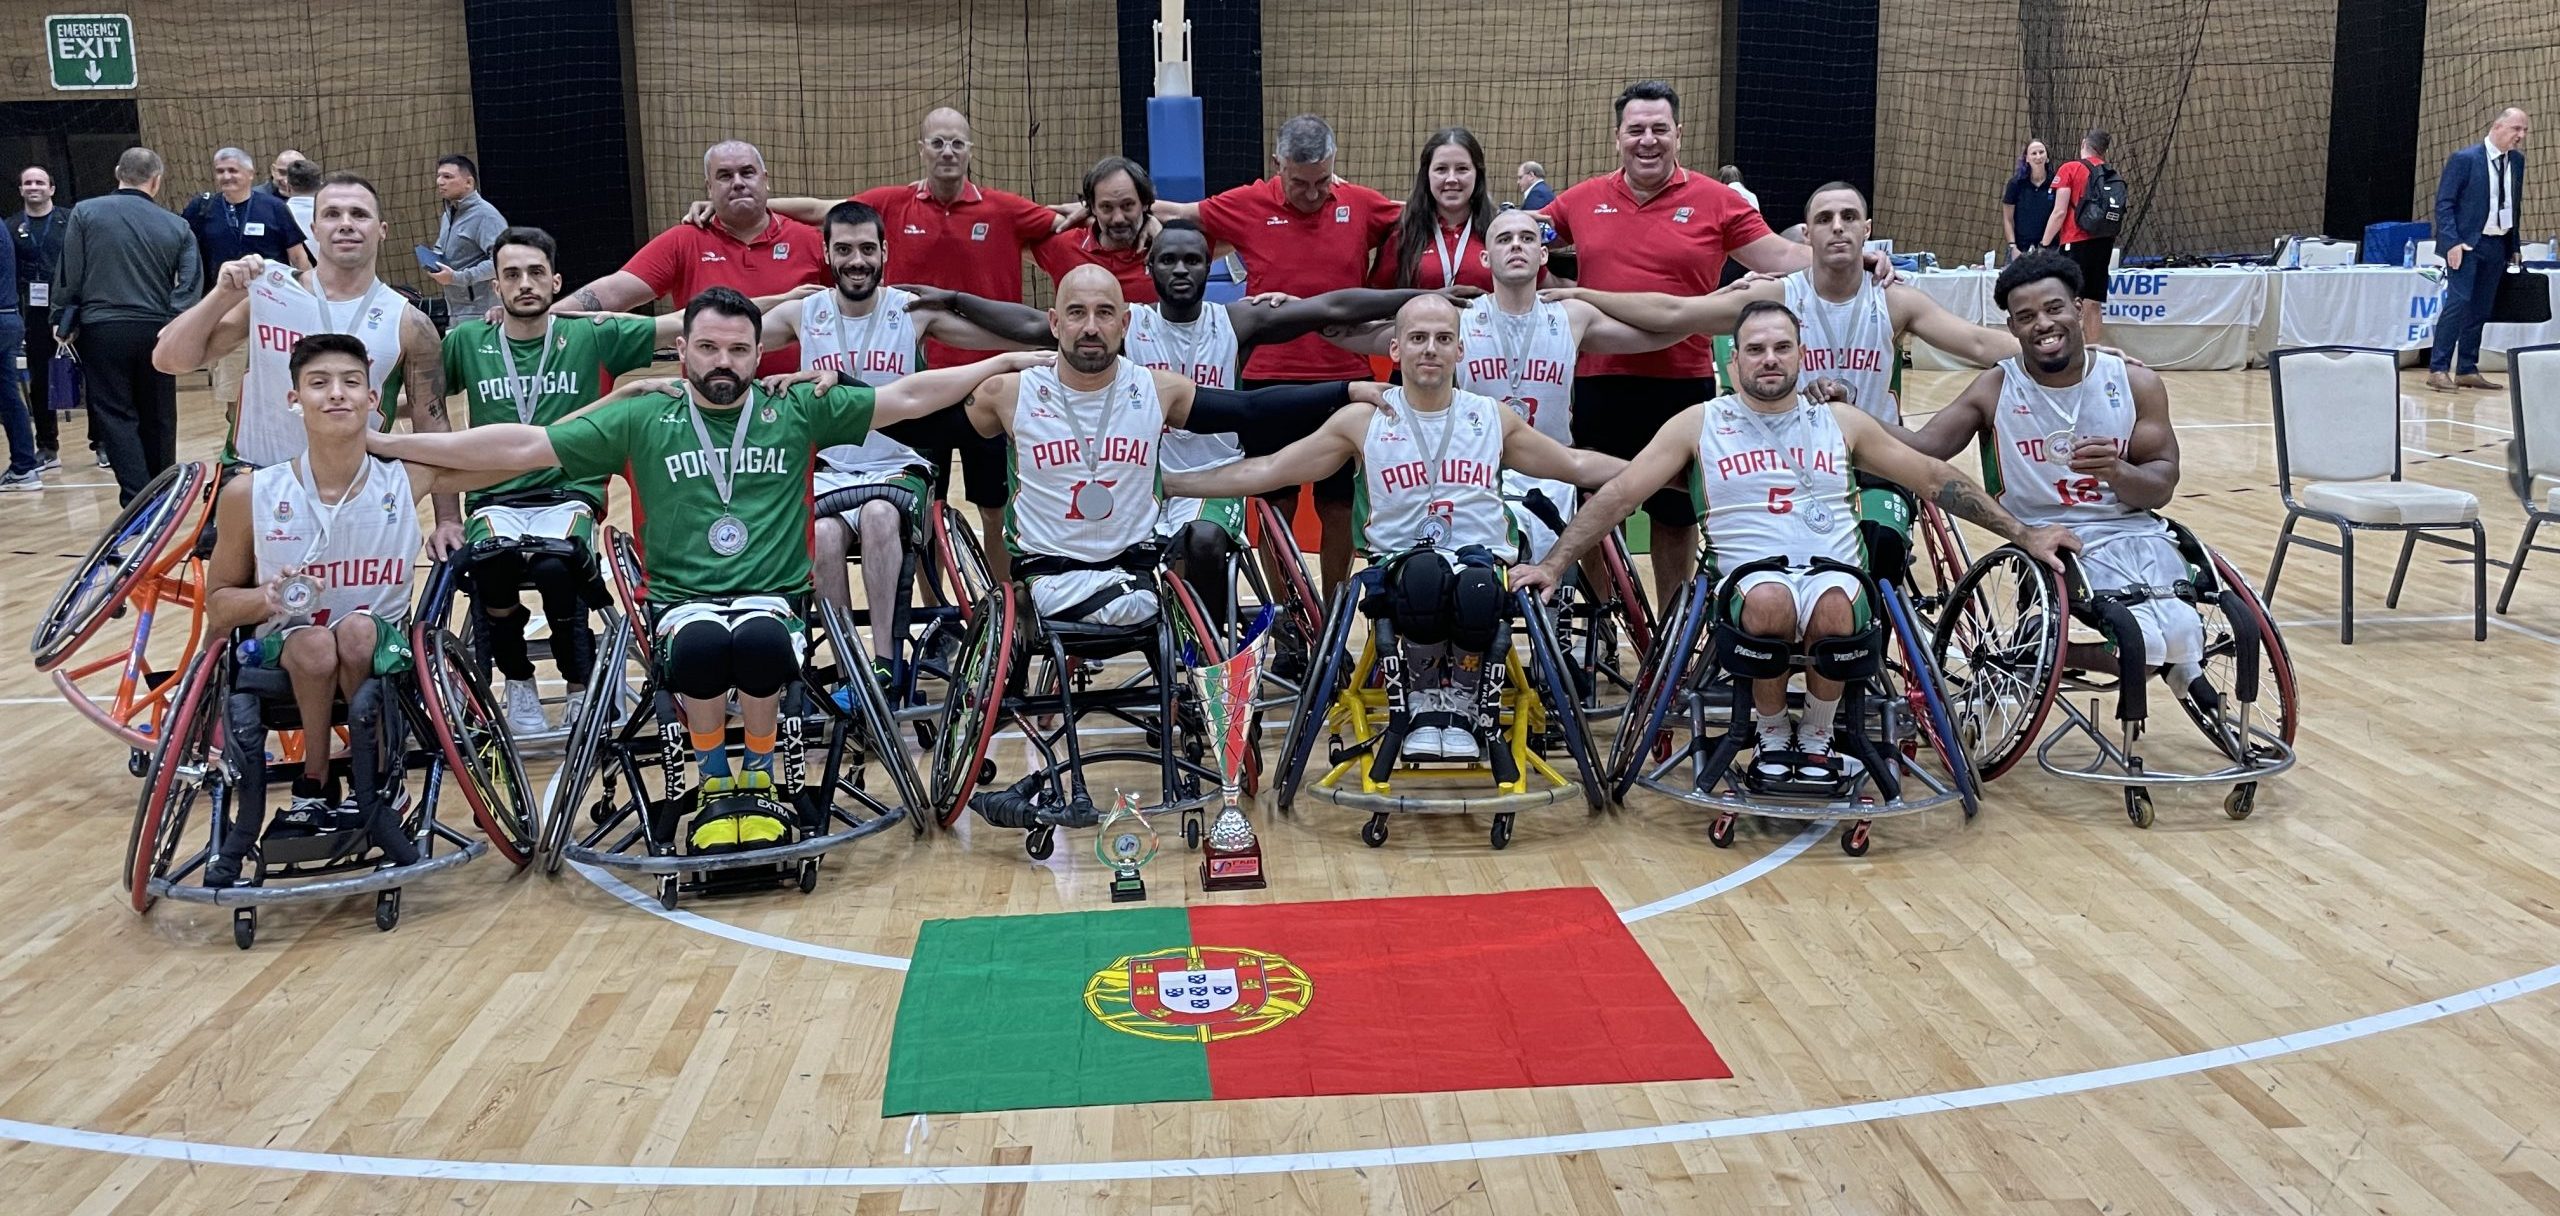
260, 149, 306, 197
1167, 295, 1625, 761
565, 140, 828, 373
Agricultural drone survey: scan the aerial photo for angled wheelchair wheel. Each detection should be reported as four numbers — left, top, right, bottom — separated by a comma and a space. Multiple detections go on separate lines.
1932, 546, 2067, 782
416, 622, 535, 866
930, 503, 994, 622
1909, 501, 1973, 625
1247, 496, 1323, 668
1882, 579, 1980, 819
1273, 583, 1359, 816
1597, 529, 1656, 662
818, 600, 931, 829
125, 644, 224, 912
2180, 548, 2301, 760
1608, 577, 1708, 801
1521, 592, 1605, 812
602, 526, 648, 623
33, 461, 213, 671
543, 613, 632, 873
931, 582, 1017, 827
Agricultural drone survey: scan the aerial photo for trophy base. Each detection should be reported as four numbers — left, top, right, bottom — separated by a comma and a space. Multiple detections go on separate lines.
1200, 843, 1266, 891
1109, 868, 1148, 903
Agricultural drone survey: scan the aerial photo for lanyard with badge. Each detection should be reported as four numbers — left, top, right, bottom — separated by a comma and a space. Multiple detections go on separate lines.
684, 384, 761, 557
1405, 389, 1467, 545
495, 317, 559, 424
1728, 398, 1837, 534
309, 274, 384, 340
19, 213, 57, 306
1055, 370, 1124, 521
279, 454, 376, 621
1432, 221, 1473, 289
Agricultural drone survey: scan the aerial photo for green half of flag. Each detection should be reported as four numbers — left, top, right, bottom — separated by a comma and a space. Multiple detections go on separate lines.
882, 887, 1728, 1115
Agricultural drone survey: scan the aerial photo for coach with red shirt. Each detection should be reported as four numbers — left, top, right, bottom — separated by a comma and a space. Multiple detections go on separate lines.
1543, 80, 1853, 600
1157, 114, 1400, 592
563, 140, 826, 375
1035, 156, 1158, 305
2040, 129, 2117, 345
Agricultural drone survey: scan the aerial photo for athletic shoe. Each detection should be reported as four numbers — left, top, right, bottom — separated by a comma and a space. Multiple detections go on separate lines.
688, 814, 739, 852
1798, 727, 1863, 778
94, 448, 110, 468
36, 450, 60, 472
502, 678, 548, 735
1431, 721, 1480, 762
0, 469, 42, 492
205, 853, 245, 888
562, 684, 590, 735
273, 795, 332, 836
733, 810, 788, 847
1752, 718, 1798, 780
872, 658, 897, 689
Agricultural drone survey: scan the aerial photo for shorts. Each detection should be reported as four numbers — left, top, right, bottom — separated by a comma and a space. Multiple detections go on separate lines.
2077, 524, 2203, 666
1027, 569, 1160, 627
1572, 375, 1714, 527
1241, 376, 1355, 506
1728, 568, 1872, 634
881, 409, 1006, 508
2064, 238, 2116, 303
213, 347, 248, 407
652, 595, 806, 660
465, 499, 597, 547
813, 466, 932, 541
1503, 471, 1577, 565
250, 612, 415, 676
1159, 495, 1246, 544
652, 596, 807, 699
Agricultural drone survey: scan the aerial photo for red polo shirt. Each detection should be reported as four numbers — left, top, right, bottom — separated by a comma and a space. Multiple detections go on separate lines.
1365, 218, 1550, 292
854, 180, 1057, 368
1546, 168, 1774, 378
1033, 228, 1156, 304
620, 211, 828, 373
2052, 155, 2103, 246
1197, 176, 1399, 380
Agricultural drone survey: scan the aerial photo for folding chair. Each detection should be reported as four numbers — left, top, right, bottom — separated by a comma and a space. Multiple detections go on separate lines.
2497, 342, 2560, 613
2264, 345, 2487, 643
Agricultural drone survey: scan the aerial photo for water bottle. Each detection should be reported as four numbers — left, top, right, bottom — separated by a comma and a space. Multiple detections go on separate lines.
2401, 241, 2415, 270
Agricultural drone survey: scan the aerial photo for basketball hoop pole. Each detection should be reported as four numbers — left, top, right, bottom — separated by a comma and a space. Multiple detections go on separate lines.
1148, 0, 1206, 203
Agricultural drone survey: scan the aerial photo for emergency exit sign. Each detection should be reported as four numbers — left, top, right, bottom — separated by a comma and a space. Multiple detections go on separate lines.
46, 14, 136, 90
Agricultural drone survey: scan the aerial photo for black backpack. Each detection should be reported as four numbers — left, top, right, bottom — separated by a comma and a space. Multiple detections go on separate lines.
2073, 159, 2129, 239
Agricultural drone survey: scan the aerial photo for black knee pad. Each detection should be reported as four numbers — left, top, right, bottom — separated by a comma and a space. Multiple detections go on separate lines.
662, 619, 736, 701
1449, 564, 1504, 653
1807, 624, 1885, 683
1386, 556, 1455, 646
1172, 519, 1233, 569
468, 550, 530, 607
728, 614, 800, 698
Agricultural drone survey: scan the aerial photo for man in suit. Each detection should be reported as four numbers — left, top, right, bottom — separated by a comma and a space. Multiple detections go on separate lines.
2431, 107, 2531, 392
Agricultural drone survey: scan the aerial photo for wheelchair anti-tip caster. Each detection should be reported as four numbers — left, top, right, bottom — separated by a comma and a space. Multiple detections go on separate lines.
1183, 810, 1202, 850
797, 856, 819, 893
232, 908, 255, 951
1026, 825, 1056, 860
375, 889, 400, 933
2126, 787, 2155, 829
657, 874, 679, 910
1360, 813, 1388, 848
1842, 820, 1872, 857
1490, 813, 1514, 850
2224, 783, 2257, 820
1707, 810, 1738, 849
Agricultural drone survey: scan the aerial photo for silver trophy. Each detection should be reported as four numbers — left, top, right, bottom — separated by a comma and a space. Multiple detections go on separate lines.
1191, 640, 1268, 891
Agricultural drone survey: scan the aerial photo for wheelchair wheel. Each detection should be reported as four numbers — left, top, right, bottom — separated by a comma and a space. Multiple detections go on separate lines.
930, 503, 994, 621
1597, 529, 1656, 663
33, 461, 212, 671
1608, 577, 1709, 800
416, 623, 535, 866
1272, 584, 1360, 815
1882, 580, 1980, 819
2179, 549, 2301, 763
602, 526, 647, 623
817, 600, 930, 827
543, 614, 630, 873
1932, 546, 2067, 782
931, 583, 1016, 827
1247, 496, 1323, 671
125, 645, 223, 912
1521, 593, 1606, 812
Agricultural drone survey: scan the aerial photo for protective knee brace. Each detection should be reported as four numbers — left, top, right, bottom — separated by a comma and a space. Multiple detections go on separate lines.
1388, 555, 1455, 646
1449, 563, 1504, 654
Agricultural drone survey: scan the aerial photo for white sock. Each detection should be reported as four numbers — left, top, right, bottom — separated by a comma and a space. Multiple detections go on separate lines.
1800, 695, 1840, 747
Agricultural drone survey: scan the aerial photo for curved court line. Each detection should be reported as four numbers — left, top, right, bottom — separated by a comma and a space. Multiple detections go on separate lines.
1618, 822, 1826, 922
3, 960, 2553, 1186
569, 861, 912, 971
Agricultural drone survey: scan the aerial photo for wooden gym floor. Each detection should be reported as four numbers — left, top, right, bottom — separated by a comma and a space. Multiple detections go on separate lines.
0, 365, 2555, 1214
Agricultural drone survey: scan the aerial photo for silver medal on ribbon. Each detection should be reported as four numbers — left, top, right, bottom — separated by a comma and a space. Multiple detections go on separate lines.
708, 513, 750, 557
2044, 427, 2079, 461
1081, 480, 1116, 521
278, 573, 322, 623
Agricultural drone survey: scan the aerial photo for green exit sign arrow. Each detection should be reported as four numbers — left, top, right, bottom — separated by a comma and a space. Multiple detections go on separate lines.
46, 13, 137, 91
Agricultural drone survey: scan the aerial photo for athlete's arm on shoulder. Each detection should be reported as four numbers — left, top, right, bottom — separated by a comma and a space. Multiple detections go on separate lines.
1162, 406, 1366, 500
560, 270, 655, 316
1731, 232, 1815, 275
900, 286, 1054, 348
368, 419, 562, 476
1235, 287, 1428, 347
2096, 361, 2180, 509
1551, 281, 1769, 337
203, 474, 279, 634
1839, 404, 2073, 563
1564, 298, 1685, 354
1890, 284, 2019, 367
873, 350, 1053, 429
1499, 408, 1626, 489
1525, 406, 1700, 585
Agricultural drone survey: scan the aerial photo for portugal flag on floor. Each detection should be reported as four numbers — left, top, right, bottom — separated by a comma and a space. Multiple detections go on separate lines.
881, 887, 1729, 1115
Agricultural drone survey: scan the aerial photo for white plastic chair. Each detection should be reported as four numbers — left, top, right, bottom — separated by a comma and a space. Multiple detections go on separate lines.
2265, 346, 2486, 642
2296, 238, 2358, 267
2498, 343, 2560, 611
2522, 241, 2557, 263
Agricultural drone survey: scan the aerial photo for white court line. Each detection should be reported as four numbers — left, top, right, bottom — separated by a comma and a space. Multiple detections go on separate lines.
0, 960, 2552, 1186
1618, 822, 1826, 922
2401, 445, 2510, 473
569, 861, 911, 971
2173, 421, 2273, 430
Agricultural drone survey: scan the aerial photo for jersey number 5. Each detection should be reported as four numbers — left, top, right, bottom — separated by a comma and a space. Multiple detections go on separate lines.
1766, 485, 1795, 515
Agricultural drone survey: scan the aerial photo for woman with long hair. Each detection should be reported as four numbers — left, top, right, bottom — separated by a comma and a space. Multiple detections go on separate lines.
2002, 139, 2056, 261
1372, 126, 1501, 289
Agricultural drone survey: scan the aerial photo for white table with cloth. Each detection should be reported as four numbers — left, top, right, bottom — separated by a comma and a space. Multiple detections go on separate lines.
2271, 265, 2560, 368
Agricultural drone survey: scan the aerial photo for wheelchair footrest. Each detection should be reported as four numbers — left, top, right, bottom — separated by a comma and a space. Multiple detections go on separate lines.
686, 793, 795, 855
258, 826, 369, 867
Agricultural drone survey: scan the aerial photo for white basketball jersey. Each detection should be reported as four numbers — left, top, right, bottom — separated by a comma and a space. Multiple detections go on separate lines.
1007, 358, 1164, 561
1454, 296, 1579, 443
1784, 271, 1900, 422
801, 287, 929, 478
1356, 388, 1514, 560
237, 267, 405, 467
1990, 350, 2145, 533
1693, 394, 1860, 569
249, 456, 419, 634
1125, 303, 1243, 472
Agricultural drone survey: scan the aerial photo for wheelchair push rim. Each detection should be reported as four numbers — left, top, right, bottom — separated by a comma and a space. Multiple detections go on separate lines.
415, 623, 537, 867
1932, 545, 2067, 783
542, 612, 633, 873
34, 461, 213, 672
125, 644, 224, 912
931, 582, 1017, 827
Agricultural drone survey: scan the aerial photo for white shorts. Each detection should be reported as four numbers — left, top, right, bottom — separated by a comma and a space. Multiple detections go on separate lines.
1502, 471, 1577, 565
469, 500, 592, 542
2077, 525, 2204, 666
1734, 568, 1864, 638
1028, 570, 1159, 627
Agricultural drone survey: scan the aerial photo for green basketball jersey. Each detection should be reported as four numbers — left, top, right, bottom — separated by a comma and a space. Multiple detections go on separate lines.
547, 382, 877, 603
443, 316, 659, 508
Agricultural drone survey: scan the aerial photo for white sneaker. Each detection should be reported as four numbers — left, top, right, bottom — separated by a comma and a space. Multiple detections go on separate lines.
502, 679, 549, 735
1432, 721, 1481, 762
562, 683, 590, 734
0, 469, 42, 492
1799, 726, 1863, 778
1753, 718, 1797, 779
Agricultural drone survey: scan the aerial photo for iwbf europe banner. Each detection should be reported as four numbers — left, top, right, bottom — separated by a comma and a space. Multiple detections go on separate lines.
881, 888, 1730, 1114
2099, 268, 2269, 326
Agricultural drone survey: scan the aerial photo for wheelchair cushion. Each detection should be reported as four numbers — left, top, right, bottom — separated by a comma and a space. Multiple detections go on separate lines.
2298, 481, 2479, 525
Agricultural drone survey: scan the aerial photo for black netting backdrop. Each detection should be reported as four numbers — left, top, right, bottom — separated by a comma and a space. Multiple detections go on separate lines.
2415, 9, 2558, 240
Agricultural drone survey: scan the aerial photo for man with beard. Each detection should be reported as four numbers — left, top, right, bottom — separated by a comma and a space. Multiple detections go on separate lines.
911, 218, 1438, 624
1033, 156, 1158, 303
371, 286, 1049, 851
1513, 300, 2074, 779
154, 171, 464, 556
440, 226, 658, 733
1163, 295, 1626, 761
561, 141, 826, 375
1873, 250, 2197, 677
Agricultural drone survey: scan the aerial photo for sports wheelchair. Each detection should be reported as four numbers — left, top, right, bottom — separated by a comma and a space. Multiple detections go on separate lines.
1610, 553, 1979, 856
542, 527, 927, 909
1269, 547, 1605, 851
1931, 516, 2298, 827
453, 487, 619, 749
122, 560, 535, 949
814, 476, 1000, 750
31, 461, 222, 770
929, 550, 1230, 860
1507, 486, 1658, 726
